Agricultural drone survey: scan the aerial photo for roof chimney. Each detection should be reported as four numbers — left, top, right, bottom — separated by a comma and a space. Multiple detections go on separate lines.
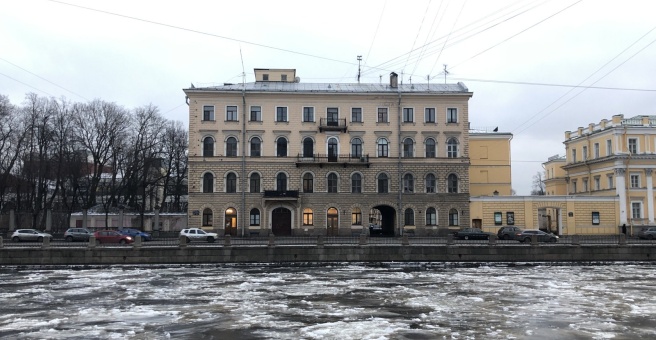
390, 72, 398, 88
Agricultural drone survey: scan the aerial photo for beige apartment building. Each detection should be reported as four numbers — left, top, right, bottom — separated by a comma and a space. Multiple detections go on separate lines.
561, 114, 656, 230
469, 131, 513, 196
543, 154, 567, 195
184, 69, 473, 237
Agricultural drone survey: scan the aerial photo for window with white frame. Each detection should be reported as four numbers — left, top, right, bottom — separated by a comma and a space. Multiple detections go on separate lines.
447, 138, 458, 158
250, 137, 261, 157
425, 138, 436, 158
250, 106, 261, 121
377, 173, 389, 193
276, 137, 287, 157
447, 174, 458, 193
351, 108, 362, 122
631, 201, 642, 220
426, 207, 437, 225
377, 138, 389, 157
572, 149, 577, 163
249, 173, 260, 193
583, 178, 588, 192
203, 136, 214, 157
606, 139, 612, 156
226, 106, 238, 121
404, 208, 414, 225
403, 138, 414, 158
425, 108, 436, 123
352, 207, 362, 225
226, 137, 238, 157
628, 138, 638, 154
582, 146, 588, 160
303, 208, 313, 225
250, 209, 260, 226
572, 180, 577, 193
203, 106, 215, 121
351, 173, 362, 193
303, 107, 314, 122
594, 176, 600, 191
630, 173, 640, 188
378, 108, 388, 123
276, 107, 288, 122
446, 108, 458, 123
425, 174, 436, 193
327, 173, 338, 193
403, 108, 414, 122
351, 138, 363, 157
594, 143, 599, 158
448, 208, 459, 226
607, 175, 614, 189
303, 173, 313, 193
226, 172, 237, 193
403, 173, 414, 193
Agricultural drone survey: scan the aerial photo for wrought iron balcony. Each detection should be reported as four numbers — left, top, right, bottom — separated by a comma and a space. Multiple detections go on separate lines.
319, 118, 347, 132
263, 190, 299, 198
296, 154, 370, 167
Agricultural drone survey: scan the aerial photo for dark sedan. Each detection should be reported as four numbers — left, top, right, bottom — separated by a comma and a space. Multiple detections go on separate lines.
119, 228, 152, 241
454, 228, 492, 240
516, 229, 558, 243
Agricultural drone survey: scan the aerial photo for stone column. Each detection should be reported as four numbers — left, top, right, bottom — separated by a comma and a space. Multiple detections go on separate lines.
646, 169, 654, 224
45, 209, 52, 232
615, 168, 628, 225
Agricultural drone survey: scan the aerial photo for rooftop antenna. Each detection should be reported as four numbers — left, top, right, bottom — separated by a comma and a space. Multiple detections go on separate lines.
379, 74, 382, 84
427, 75, 430, 90
443, 64, 449, 84
240, 48, 246, 87
357, 55, 362, 83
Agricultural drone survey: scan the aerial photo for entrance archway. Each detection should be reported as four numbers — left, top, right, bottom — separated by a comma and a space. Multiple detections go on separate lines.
371, 205, 396, 236
538, 207, 562, 235
225, 207, 237, 236
272, 207, 292, 236
327, 207, 339, 236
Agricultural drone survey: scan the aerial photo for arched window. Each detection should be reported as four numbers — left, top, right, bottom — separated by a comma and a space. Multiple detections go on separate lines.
351, 138, 363, 158
403, 173, 414, 193
328, 137, 338, 162
276, 173, 287, 191
303, 208, 314, 225
226, 137, 238, 157
202, 208, 213, 226
426, 174, 436, 193
226, 172, 237, 193
404, 208, 414, 226
447, 137, 458, 158
303, 137, 314, 158
202, 173, 213, 193
276, 137, 288, 157
249, 208, 260, 226
377, 138, 389, 157
352, 207, 362, 225
425, 138, 436, 158
327, 173, 338, 193
250, 137, 261, 157
449, 208, 459, 226
377, 173, 389, 193
249, 173, 260, 193
303, 173, 314, 193
448, 174, 458, 193
403, 138, 414, 158
351, 173, 362, 193
426, 207, 437, 225
203, 136, 214, 157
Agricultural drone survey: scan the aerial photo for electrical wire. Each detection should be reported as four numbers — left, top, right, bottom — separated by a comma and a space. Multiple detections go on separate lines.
0, 57, 90, 101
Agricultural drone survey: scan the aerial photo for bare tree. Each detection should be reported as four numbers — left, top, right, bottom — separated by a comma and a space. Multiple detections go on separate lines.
0, 95, 26, 211
531, 171, 546, 195
159, 121, 188, 212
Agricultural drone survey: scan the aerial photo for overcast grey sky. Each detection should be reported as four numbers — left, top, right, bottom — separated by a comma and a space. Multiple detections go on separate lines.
2, 0, 656, 194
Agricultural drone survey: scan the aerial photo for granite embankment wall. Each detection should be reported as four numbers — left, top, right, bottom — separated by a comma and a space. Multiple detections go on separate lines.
1, 245, 655, 265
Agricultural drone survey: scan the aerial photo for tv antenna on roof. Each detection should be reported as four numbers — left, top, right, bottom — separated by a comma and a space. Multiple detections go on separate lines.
443, 64, 449, 84
357, 55, 362, 83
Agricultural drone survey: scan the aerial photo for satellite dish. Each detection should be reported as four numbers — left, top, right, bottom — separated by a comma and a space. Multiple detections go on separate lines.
295, 77, 301, 83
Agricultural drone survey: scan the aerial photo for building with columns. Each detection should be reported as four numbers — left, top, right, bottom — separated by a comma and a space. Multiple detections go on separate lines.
560, 114, 656, 231
183, 69, 473, 237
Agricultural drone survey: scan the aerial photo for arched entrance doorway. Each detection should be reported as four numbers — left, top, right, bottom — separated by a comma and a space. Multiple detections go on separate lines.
371, 205, 396, 236
272, 207, 292, 236
225, 207, 237, 236
538, 207, 562, 235
327, 207, 339, 236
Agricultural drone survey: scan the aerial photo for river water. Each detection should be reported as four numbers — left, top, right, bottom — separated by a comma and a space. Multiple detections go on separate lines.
1, 263, 655, 339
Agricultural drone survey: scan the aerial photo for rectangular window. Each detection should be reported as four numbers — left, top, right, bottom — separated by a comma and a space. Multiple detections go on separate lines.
276, 107, 288, 122
592, 212, 600, 225
572, 180, 577, 193
632, 202, 642, 219
583, 178, 588, 192
630, 174, 640, 188
607, 175, 614, 189
594, 176, 600, 190
628, 138, 638, 154
327, 108, 339, 126
351, 108, 362, 122
263, 74, 269, 81
582, 146, 588, 160
352, 210, 362, 225
403, 108, 414, 122
303, 211, 313, 225
494, 212, 502, 225
594, 143, 600, 158
572, 149, 577, 163
203, 106, 214, 121
447, 108, 458, 123
226, 106, 238, 121
250, 212, 260, 226
606, 139, 612, 156
425, 108, 436, 123
377, 108, 388, 123
506, 212, 515, 225
281, 74, 287, 81
303, 107, 314, 122
250, 106, 261, 121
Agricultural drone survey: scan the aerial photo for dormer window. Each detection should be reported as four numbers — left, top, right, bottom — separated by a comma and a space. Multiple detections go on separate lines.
263, 74, 269, 81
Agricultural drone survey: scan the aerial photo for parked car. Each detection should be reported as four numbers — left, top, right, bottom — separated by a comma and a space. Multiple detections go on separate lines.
64, 228, 92, 242
11, 229, 53, 242
637, 227, 656, 240
454, 228, 491, 240
497, 226, 522, 240
369, 223, 383, 236
516, 229, 558, 243
179, 228, 218, 243
93, 230, 134, 245
119, 228, 152, 241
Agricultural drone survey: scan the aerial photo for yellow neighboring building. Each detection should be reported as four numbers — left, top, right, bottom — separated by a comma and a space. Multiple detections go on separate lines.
543, 154, 567, 195
469, 131, 513, 196
563, 114, 656, 232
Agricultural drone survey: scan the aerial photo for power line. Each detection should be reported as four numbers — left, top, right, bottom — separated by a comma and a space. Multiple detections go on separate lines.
0, 57, 90, 101
0, 71, 57, 98
452, 77, 656, 92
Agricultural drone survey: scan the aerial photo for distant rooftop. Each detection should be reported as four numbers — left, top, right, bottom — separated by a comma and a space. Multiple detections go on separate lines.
185, 81, 469, 94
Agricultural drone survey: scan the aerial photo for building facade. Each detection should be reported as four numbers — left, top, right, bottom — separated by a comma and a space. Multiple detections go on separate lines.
469, 131, 513, 196
562, 114, 656, 230
543, 154, 567, 195
184, 69, 473, 237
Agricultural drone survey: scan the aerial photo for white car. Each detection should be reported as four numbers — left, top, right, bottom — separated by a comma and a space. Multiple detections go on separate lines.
179, 228, 218, 243
11, 229, 53, 242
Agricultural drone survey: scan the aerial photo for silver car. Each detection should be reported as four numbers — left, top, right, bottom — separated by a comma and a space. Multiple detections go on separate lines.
11, 229, 53, 242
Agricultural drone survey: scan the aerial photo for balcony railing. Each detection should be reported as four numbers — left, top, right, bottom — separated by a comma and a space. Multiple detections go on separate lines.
263, 190, 299, 198
319, 118, 347, 132
296, 154, 370, 167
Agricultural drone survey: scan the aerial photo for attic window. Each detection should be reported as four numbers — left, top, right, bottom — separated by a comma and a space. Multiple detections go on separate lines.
263, 74, 269, 81
281, 74, 287, 81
